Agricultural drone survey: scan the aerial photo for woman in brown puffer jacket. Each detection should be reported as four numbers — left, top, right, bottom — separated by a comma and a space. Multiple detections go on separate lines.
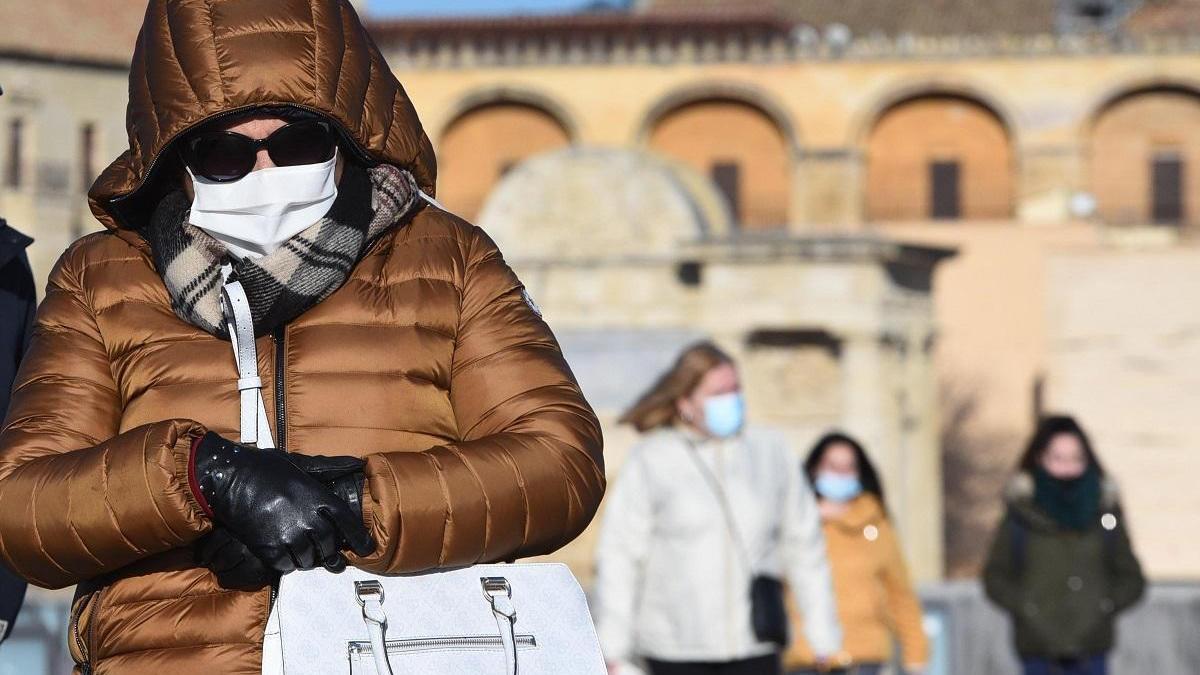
0, 2, 605, 673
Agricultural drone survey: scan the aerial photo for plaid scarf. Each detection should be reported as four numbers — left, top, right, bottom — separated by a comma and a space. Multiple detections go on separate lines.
145, 162, 419, 338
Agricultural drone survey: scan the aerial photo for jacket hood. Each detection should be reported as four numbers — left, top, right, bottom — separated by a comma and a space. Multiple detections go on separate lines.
1005, 471, 1121, 510
87, 0, 436, 232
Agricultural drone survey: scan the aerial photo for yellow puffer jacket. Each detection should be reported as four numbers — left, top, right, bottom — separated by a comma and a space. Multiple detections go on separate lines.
785, 495, 929, 670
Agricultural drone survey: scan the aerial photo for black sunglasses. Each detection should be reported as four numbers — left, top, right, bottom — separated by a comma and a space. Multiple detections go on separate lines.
181, 120, 338, 183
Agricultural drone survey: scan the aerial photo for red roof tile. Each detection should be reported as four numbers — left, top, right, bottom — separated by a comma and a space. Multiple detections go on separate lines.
0, 0, 147, 66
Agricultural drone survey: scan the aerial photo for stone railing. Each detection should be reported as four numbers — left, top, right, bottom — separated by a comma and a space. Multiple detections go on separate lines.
5, 581, 1196, 674
919, 581, 1200, 675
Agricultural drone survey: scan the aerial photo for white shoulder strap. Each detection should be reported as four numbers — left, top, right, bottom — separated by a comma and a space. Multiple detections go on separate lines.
220, 265, 275, 448
417, 189, 446, 211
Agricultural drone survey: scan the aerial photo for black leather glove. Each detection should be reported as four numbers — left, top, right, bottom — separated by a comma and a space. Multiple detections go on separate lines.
195, 527, 280, 589
189, 432, 375, 573
289, 454, 367, 523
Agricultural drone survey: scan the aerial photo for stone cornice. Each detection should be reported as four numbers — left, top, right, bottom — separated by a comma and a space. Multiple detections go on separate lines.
505, 234, 958, 269
0, 49, 129, 73
369, 15, 1200, 69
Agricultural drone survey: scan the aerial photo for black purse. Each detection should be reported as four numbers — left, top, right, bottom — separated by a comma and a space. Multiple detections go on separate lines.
684, 442, 790, 647
749, 575, 789, 647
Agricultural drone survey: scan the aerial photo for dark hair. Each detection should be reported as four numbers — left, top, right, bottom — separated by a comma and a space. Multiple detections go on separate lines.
803, 431, 887, 509
1017, 415, 1105, 476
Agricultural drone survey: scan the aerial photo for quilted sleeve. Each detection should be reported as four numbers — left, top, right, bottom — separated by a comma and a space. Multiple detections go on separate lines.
352, 224, 605, 573
0, 245, 211, 589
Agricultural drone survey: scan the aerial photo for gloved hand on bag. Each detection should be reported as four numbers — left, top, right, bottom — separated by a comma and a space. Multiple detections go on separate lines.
189, 432, 375, 573
195, 526, 279, 589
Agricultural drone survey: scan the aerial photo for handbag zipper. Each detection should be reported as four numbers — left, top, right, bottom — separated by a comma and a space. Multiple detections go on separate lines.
348, 634, 537, 655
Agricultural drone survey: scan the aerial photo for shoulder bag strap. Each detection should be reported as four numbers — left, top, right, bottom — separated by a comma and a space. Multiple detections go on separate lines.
682, 439, 756, 573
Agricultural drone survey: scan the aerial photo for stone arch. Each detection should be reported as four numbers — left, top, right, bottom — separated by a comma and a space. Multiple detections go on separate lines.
437, 86, 580, 143
861, 86, 1016, 222
1086, 80, 1200, 227
639, 83, 798, 231
435, 88, 575, 220
851, 80, 1020, 150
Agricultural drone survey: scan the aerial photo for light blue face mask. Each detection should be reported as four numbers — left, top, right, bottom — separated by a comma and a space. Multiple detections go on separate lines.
702, 392, 745, 438
815, 473, 863, 503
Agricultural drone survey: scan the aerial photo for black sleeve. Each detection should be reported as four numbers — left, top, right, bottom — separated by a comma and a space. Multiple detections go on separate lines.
0, 562, 27, 642
1107, 512, 1146, 613
982, 512, 1023, 615
0, 245, 34, 642
19, 255, 35, 357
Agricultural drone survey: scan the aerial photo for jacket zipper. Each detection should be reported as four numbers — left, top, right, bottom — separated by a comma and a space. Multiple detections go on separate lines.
70, 603, 86, 669
273, 325, 287, 453
72, 588, 104, 674
268, 325, 288, 616
106, 102, 374, 229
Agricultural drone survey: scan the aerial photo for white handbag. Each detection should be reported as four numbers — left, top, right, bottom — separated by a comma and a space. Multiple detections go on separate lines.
274, 563, 607, 674
217, 270, 605, 675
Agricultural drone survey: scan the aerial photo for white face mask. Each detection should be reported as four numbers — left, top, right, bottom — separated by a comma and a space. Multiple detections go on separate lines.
188, 149, 339, 260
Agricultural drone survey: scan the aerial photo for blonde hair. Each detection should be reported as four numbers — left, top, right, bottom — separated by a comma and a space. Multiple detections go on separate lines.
618, 341, 733, 433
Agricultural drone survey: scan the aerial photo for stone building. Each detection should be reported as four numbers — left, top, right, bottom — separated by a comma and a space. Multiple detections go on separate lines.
476, 148, 951, 581
0, 2, 143, 280
2, 0, 1200, 581
369, 0, 1200, 581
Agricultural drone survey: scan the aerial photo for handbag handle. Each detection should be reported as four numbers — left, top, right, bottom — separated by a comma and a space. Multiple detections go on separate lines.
482, 577, 520, 675
356, 581, 394, 675
353, 578, 521, 675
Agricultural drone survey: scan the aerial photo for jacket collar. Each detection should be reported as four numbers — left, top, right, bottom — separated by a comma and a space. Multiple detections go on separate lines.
1005, 471, 1120, 510
0, 219, 33, 269
824, 493, 886, 531
1005, 470, 1121, 530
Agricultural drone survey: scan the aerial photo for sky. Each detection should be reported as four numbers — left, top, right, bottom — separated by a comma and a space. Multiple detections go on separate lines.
368, 0, 602, 18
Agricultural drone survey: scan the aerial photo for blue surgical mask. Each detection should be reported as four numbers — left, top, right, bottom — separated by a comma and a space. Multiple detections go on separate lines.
815, 473, 863, 503
702, 392, 745, 438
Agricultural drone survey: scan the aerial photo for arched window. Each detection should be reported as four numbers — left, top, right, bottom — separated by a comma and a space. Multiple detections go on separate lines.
647, 99, 791, 231
866, 95, 1014, 222
1090, 87, 1200, 227
437, 102, 571, 220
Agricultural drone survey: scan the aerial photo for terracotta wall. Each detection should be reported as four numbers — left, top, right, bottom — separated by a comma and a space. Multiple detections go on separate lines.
1091, 89, 1200, 228
647, 99, 792, 229
435, 102, 571, 220
867, 95, 1014, 221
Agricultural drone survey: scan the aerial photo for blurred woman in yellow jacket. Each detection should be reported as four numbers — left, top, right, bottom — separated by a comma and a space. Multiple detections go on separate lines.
785, 433, 929, 675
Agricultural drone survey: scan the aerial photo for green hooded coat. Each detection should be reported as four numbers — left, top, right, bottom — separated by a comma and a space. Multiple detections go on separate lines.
983, 472, 1145, 659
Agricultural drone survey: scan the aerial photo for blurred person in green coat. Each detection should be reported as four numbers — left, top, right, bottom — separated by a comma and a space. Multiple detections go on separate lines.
983, 416, 1145, 675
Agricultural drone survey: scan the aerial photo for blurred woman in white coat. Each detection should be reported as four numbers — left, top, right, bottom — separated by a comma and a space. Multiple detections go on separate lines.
595, 342, 842, 675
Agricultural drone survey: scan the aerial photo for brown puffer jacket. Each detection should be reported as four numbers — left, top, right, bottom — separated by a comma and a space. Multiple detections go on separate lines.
0, 1, 605, 673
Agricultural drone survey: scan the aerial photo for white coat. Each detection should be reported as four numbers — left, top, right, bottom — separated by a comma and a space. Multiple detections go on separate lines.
594, 426, 842, 665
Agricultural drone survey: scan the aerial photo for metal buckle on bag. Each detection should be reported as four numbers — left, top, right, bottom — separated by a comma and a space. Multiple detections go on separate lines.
481, 577, 516, 621
355, 580, 386, 608
481, 577, 511, 598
